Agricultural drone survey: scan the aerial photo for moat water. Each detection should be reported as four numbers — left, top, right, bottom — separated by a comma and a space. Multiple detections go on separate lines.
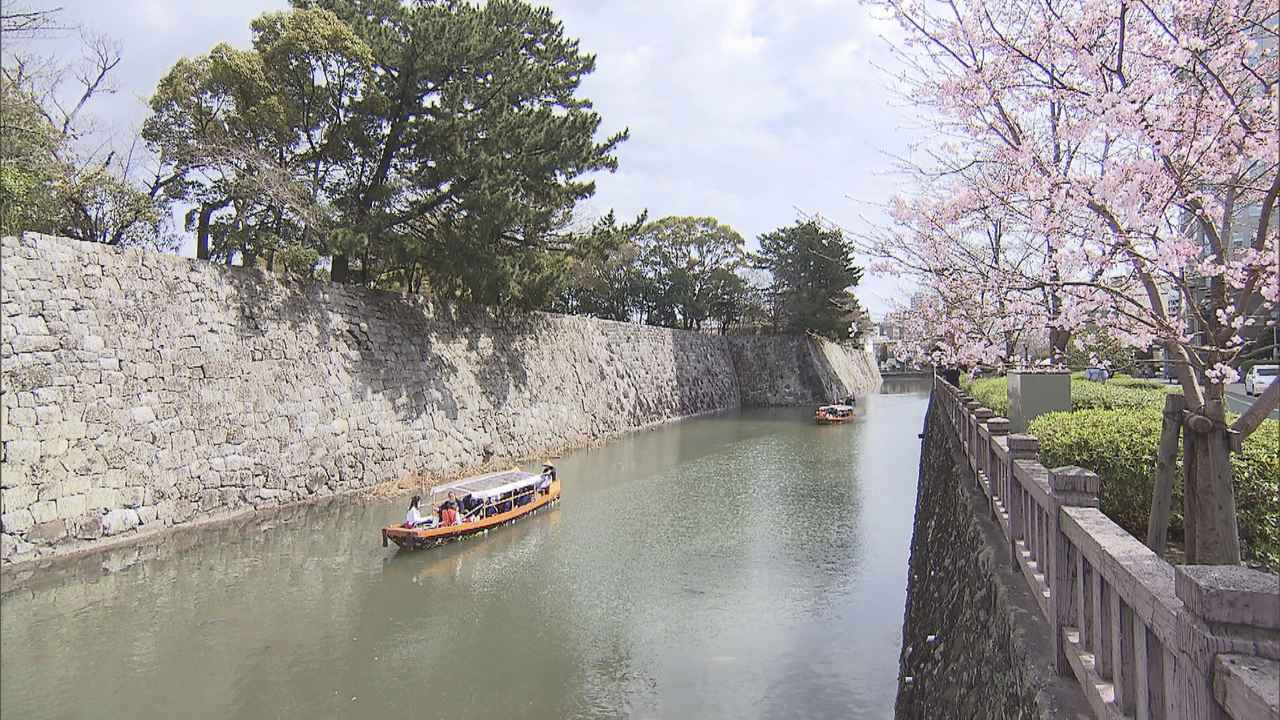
1, 379, 930, 720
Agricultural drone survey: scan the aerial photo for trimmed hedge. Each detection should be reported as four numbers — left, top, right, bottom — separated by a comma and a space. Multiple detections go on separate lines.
961, 374, 1172, 418
965, 376, 1011, 416
957, 373, 1279, 570
1030, 409, 1280, 572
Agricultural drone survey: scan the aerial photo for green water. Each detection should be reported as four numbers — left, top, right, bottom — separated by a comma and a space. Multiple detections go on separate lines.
1, 381, 930, 719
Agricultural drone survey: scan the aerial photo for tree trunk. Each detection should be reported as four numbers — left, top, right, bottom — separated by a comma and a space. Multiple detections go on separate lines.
1049, 327, 1071, 365
1186, 398, 1242, 565
195, 202, 224, 261
332, 254, 350, 284
196, 210, 212, 261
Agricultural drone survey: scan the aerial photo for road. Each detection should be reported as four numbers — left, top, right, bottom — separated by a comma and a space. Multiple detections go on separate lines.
1225, 383, 1279, 420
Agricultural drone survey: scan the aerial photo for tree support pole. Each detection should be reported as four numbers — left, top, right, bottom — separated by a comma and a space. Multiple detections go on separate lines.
1146, 394, 1184, 554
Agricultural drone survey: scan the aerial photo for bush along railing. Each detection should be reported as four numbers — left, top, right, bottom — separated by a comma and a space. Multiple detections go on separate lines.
933, 376, 1280, 720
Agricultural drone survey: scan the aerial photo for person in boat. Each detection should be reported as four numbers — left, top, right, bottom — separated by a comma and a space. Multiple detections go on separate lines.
438, 497, 459, 526
442, 492, 465, 525
515, 483, 533, 507
458, 492, 477, 521
404, 496, 435, 529
843, 395, 856, 407
537, 464, 555, 495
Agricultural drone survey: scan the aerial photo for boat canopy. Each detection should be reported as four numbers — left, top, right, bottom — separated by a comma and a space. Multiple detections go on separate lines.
431, 469, 542, 499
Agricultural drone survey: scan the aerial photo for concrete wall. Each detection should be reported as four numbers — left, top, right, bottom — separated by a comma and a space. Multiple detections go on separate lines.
895, 395, 1091, 718
0, 233, 880, 564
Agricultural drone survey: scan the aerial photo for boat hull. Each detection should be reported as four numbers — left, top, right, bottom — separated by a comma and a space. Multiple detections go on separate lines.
815, 415, 854, 424
382, 480, 561, 550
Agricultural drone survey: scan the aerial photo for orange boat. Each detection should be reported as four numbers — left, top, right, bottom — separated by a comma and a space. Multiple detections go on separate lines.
382, 467, 561, 551
814, 404, 856, 424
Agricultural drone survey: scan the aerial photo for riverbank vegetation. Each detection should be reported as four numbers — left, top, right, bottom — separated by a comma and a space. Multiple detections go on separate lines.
1, 3, 869, 342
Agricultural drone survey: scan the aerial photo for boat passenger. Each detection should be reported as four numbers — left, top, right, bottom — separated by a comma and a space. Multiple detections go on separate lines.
515, 485, 533, 507
459, 493, 477, 521
445, 492, 464, 524
404, 496, 435, 528
439, 499, 459, 526
537, 466, 555, 495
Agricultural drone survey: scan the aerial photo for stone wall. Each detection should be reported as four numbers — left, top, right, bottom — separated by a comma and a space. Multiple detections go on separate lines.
895, 395, 1090, 719
0, 233, 880, 564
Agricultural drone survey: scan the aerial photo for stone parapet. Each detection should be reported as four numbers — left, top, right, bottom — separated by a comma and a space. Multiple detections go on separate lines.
927, 376, 1280, 720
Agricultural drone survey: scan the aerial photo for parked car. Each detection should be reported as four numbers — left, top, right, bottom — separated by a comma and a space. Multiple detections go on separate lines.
1244, 364, 1278, 396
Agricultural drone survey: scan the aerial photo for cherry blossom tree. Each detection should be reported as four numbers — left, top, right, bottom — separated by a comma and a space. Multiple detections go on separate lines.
873, 0, 1279, 563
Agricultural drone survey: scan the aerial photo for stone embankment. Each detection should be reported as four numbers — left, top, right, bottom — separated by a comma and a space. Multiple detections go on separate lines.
896, 394, 1092, 719
901, 379, 1280, 720
0, 233, 880, 565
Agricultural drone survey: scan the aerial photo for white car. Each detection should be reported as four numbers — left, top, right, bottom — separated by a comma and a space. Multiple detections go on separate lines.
1244, 364, 1278, 396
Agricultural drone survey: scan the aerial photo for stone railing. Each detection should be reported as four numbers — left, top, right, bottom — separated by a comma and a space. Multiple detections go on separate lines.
934, 377, 1279, 720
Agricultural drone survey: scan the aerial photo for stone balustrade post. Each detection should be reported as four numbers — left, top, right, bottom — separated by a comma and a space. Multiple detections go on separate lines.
1047, 466, 1101, 676
1005, 434, 1040, 570
985, 417, 1010, 505
973, 407, 995, 486
962, 399, 983, 469
1173, 566, 1280, 720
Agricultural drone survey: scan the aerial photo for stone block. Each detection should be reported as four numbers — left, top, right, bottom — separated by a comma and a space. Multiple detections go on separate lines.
130, 406, 156, 424
86, 487, 119, 510
102, 509, 129, 535
1006, 434, 1039, 457
12, 315, 48, 335
1048, 466, 1101, 495
1176, 565, 1280, 629
32, 387, 61, 404
1008, 370, 1070, 433
59, 476, 90, 496
1, 509, 34, 533
42, 437, 68, 456
81, 335, 105, 352
29, 500, 57, 524
75, 514, 102, 540
120, 486, 144, 508
28, 519, 66, 544
7, 407, 36, 427
3, 439, 40, 465
56, 494, 86, 519
1, 484, 37, 513
10, 334, 58, 353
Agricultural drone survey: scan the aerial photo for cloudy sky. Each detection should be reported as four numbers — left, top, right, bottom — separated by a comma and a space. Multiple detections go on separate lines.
30, 0, 921, 316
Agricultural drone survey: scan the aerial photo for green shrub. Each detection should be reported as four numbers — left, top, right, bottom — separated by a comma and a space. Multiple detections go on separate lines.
1069, 381, 1168, 410
1108, 375, 1170, 391
1031, 409, 1280, 571
963, 376, 1010, 416
960, 374, 1170, 416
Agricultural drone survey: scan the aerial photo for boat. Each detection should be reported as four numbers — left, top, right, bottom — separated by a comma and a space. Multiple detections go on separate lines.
382, 466, 561, 551
815, 404, 856, 424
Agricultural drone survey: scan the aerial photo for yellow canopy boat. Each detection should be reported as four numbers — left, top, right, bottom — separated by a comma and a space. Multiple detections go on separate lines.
382, 467, 561, 550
